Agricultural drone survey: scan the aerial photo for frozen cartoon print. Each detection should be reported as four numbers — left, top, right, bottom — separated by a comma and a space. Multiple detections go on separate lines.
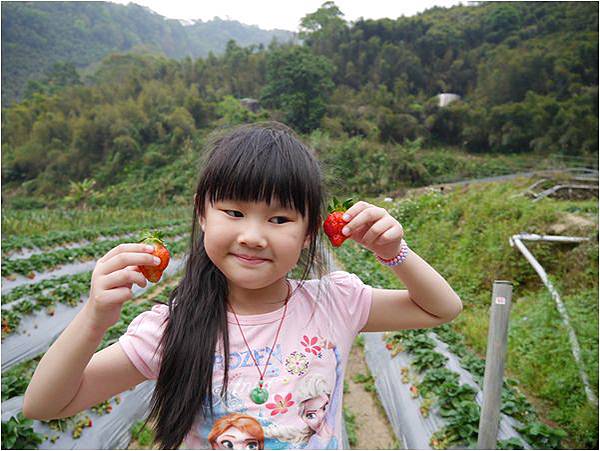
262, 373, 333, 446
193, 333, 342, 449
208, 413, 265, 450
261, 337, 342, 449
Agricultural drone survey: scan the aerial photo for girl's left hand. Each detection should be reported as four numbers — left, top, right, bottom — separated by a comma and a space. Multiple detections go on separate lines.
340, 201, 404, 260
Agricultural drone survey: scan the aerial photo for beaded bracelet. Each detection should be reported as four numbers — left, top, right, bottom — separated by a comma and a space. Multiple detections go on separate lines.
375, 239, 409, 267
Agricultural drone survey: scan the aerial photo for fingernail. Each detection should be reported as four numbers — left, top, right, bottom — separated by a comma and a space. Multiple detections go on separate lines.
342, 226, 350, 236
342, 214, 350, 221
146, 245, 155, 252
153, 257, 161, 264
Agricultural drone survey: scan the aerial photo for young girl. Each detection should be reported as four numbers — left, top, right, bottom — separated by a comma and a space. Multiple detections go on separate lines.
23, 121, 462, 450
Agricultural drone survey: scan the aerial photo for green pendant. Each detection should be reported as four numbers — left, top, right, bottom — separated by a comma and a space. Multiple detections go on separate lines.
250, 385, 269, 404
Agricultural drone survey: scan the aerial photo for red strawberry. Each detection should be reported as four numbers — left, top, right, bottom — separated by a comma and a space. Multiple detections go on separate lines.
138, 230, 170, 283
323, 197, 353, 247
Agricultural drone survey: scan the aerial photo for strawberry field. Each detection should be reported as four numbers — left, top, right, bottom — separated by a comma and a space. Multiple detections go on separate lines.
2, 177, 598, 449
333, 176, 598, 449
1, 206, 191, 449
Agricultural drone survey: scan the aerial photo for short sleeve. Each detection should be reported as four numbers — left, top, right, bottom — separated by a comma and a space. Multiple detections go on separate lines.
327, 271, 373, 336
118, 303, 169, 380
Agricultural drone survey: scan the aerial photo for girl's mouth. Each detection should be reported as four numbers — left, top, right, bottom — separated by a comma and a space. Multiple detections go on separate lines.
232, 254, 269, 265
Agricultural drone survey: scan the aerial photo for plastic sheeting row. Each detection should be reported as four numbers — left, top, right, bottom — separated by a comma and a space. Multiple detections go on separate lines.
2, 257, 185, 372
362, 331, 532, 449
2, 380, 155, 449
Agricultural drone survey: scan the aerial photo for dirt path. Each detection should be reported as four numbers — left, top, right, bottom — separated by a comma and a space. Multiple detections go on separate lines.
343, 340, 399, 449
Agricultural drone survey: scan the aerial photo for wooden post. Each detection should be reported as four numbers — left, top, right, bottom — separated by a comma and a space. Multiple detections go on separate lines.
477, 280, 513, 449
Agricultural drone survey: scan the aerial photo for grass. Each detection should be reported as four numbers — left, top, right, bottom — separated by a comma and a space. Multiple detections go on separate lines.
342, 407, 358, 447
334, 178, 598, 448
1, 205, 190, 236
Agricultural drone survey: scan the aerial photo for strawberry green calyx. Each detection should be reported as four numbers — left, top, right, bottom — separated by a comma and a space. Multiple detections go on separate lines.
138, 230, 166, 246
328, 197, 353, 214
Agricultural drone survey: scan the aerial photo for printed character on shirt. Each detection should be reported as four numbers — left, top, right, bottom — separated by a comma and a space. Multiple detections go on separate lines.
208, 413, 264, 449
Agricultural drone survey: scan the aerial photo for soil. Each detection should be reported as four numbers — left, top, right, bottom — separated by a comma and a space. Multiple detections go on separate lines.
343, 342, 400, 449
548, 212, 596, 234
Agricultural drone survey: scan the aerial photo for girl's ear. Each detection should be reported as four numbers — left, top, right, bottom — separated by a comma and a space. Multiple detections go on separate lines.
303, 235, 311, 249
194, 193, 206, 232
303, 215, 322, 249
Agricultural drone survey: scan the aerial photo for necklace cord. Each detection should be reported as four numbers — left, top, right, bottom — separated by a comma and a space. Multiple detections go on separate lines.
229, 280, 291, 382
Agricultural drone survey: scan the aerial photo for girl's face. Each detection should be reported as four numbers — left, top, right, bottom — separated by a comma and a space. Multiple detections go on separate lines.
199, 196, 311, 292
214, 426, 259, 449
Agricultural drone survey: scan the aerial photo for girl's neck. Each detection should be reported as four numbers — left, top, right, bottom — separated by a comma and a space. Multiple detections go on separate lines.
226, 279, 291, 316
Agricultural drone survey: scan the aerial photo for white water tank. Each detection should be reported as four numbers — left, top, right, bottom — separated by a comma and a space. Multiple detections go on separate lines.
437, 93, 461, 107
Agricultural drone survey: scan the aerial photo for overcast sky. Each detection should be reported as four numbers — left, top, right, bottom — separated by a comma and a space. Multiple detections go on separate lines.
109, 0, 467, 31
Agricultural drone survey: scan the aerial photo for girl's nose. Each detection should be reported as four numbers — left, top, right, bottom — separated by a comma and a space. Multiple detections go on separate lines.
237, 224, 267, 248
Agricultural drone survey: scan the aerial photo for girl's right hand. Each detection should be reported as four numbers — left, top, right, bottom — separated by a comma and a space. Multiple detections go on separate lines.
85, 243, 161, 331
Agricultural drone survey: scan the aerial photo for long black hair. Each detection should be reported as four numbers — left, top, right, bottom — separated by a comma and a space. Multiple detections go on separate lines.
142, 121, 329, 449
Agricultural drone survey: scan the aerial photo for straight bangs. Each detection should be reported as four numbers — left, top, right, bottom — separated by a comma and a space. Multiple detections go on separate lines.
196, 123, 324, 240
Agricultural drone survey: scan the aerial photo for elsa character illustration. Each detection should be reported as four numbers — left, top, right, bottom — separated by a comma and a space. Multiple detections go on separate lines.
297, 374, 334, 439
208, 413, 265, 450
263, 373, 338, 449
305, 342, 343, 449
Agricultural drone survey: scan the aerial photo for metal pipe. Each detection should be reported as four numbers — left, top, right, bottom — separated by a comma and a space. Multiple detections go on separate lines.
509, 234, 598, 406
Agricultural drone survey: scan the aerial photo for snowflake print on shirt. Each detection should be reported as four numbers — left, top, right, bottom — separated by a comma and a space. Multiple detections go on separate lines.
285, 351, 309, 376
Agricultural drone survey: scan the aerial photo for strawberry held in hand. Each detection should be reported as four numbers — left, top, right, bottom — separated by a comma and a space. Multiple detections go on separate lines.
138, 230, 170, 283
323, 197, 354, 247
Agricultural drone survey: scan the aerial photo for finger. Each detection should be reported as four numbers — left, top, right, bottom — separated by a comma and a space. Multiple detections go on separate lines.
374, 224, 404, 245
348, 223, 370, 242
102, 252, 160, 276
342, 206, 386, 237
340, 201, 371, 223
103, 268, 148, 290
98, 287, 135, 305
98, 243, 156, 265
125, 265, 143, 273
362, 218, 395, 246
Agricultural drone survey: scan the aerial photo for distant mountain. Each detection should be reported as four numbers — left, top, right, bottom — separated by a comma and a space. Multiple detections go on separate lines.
1, 1, 296, 104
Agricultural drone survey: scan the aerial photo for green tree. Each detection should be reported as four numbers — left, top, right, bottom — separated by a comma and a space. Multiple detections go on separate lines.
261, 46, 335, 133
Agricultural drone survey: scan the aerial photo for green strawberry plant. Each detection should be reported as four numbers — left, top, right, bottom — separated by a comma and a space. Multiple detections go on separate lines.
131, 420, 156, 447
2, 219, 184, 255
2, 224, 188, 277
516, 421, 568, 449
1, 413, 45, 450
410, 348, 448, 373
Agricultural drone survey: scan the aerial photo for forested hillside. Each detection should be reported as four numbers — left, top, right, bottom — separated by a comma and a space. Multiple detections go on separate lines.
1, 1, 597, 209
1, 1, 294, 104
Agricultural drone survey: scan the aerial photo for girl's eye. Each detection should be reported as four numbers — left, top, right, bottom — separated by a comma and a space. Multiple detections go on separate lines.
247, 442, 258, 450
223, 210, 289, 223
270, 216, 290, 224
221, 440, 234, 449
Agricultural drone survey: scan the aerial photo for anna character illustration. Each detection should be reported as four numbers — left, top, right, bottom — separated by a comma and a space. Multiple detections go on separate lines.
208, 413, 265, 450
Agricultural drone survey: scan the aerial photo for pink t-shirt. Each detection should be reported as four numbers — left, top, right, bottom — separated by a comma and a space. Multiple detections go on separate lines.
119, 271, 373, 449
